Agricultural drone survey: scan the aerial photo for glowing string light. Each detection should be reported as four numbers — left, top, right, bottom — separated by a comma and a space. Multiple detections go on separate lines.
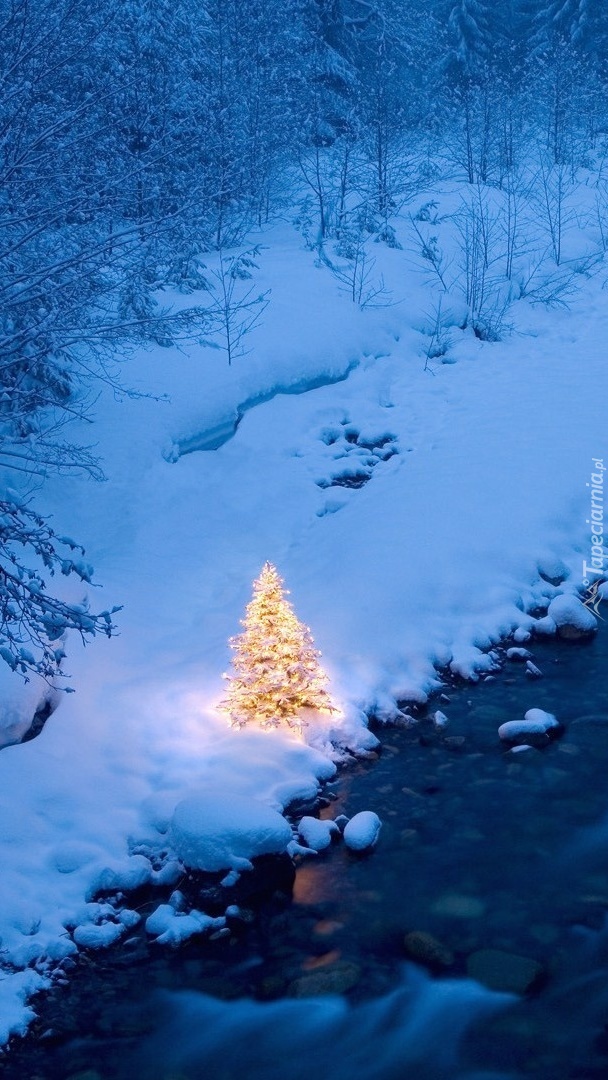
220, 562, 338, 730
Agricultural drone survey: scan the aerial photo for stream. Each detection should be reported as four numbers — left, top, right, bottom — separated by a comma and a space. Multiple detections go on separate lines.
2, 625, 608, 1079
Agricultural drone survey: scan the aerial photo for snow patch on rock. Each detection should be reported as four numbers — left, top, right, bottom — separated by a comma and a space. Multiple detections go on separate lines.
548, 594, 598, 636
169, 792, 293, 873
0, 969, 48, 1044
498, 708, 559, 743
297, 816, 340, 852
343, 811, 382, 851
87, 854, 153, 897
73, 921, 125, 949
506, 647, 532, 661
145, 903, 225, 945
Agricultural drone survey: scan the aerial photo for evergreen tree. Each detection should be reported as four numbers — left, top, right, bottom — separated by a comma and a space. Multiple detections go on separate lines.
439, 1, 502, 181
525, 0, 608, 68
444, 0, 494, 82
353, 0, 420, 218
531, 0, 589, 48
221, 563, 338, 730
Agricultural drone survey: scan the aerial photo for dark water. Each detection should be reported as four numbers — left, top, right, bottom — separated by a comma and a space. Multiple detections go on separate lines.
3, 628, 608, 1080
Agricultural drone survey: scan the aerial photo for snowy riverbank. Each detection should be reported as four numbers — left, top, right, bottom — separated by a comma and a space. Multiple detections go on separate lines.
1, 200, 607, 1042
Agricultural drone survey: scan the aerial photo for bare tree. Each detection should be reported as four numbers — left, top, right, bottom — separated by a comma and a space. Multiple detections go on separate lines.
0, 495, 120, 682
204, 250, 270, 365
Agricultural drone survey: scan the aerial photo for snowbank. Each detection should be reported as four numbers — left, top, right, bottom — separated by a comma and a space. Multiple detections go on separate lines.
170, 792, 293, 872
1, 200, 608, 1041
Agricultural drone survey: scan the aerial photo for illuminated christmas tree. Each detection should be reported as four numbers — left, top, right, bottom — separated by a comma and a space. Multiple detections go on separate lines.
221, 562, 338, 730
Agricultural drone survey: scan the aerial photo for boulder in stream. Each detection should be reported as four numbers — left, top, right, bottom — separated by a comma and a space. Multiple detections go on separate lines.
343, 811, 382, 852
467, 948, 544, 994
548, 594, 598, 640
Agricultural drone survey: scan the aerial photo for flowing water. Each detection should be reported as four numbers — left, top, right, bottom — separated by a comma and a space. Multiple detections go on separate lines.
3, 627, 608, 1080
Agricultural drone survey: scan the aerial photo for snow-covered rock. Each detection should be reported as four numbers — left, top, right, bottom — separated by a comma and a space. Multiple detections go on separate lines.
432, 710, 449, 730
547, 594, 598, 639
0, 667, 54, 750
506, 648, 532, 661
145, 903, 225, 945
531, 614, 557, 636
0, 970, 48, 1045
118, 908, 141, 929
343, 811, 382, 851
73, 921, 125, 949
87, 854, 153, 897
169, 792, 293, 873
525, 661, 542, 679
498, 708, 559, 744
297, 816, 340, 852
524, 708, 558, 729
286, 839, 315, 857
152, 860, 183, 887
537, 556, 569, 585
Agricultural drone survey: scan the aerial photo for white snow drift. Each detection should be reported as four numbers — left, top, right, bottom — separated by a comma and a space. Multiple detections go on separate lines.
0, 200, 607, 1040
170, 792, 293, 872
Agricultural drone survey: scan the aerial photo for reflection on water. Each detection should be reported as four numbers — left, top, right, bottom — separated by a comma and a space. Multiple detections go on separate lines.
292, 861, 331, 905
3, 628, 608, 1079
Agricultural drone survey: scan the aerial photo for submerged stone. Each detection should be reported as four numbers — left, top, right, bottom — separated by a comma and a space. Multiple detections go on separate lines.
432, 893, 486, 919
288, 960, 361, 997
467, 948, 543, 994
403, 930, 454, 971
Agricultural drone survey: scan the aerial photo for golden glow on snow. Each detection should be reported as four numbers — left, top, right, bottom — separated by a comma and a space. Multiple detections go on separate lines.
220, 562, 338, 732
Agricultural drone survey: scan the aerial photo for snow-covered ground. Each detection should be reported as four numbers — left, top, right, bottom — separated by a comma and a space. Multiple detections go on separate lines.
1, 189, 607, 1042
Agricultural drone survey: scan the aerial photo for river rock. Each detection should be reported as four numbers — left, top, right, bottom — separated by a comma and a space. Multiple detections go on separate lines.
432, 710, 449, 730
537, 556, 569, 585
548, 594, 597, 640
507, 744, 542, 760
506, 647, 532, 661
570, 714, 608, 728
297, 816, 340, 852
288, 960, 361, 997
443, 735, 465, 749
498, 709, 559, 746
525, 661, 543, 679
403, 930, 454, 970
531, 615, 557, 636
557, 742, 579, 755
170, 792, 292, 872
466, 948, 543, 994
432, 893, 486, 918
343, 811, 382, 851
